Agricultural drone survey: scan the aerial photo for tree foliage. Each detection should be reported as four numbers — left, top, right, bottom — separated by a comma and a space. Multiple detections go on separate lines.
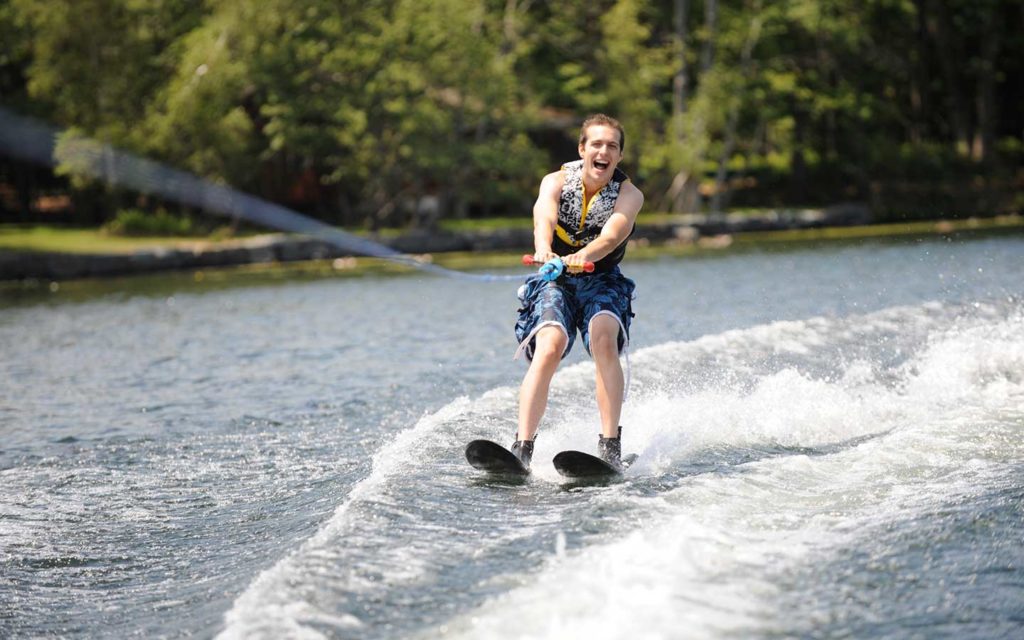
1, 0, 1021, 226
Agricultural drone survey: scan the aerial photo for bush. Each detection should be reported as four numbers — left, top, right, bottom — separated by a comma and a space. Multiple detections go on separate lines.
103, 208, 199, 237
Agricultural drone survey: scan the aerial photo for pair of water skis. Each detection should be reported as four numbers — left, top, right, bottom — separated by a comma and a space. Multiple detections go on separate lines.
465, 439, 638, 480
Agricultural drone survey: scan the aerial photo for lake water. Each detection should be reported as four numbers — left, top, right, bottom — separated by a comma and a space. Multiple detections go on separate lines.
2, 234, 1023, 638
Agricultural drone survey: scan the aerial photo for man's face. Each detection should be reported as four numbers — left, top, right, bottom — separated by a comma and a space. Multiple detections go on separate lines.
578, 124, 623, 187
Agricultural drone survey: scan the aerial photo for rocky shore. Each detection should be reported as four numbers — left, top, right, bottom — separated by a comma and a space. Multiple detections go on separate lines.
0, 204, 879, 281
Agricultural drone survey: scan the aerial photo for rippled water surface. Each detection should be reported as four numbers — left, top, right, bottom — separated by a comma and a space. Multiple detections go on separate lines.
2, 235, 1023, 638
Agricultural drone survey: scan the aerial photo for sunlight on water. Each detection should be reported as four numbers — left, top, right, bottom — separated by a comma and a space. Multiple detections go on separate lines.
2, 237, 1022, 638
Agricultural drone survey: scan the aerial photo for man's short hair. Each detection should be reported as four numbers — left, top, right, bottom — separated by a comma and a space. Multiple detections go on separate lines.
579, 114, 625, 152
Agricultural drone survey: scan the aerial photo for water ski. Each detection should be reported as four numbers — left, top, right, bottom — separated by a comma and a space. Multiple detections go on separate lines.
553, 451, 638, 478
465, 439, 530, 476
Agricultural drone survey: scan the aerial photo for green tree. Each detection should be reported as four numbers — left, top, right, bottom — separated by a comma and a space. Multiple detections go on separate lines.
11, 0, 201, 141
3, 0, 1022, 227
356, 0, 545, 226
7, 0, 203, 222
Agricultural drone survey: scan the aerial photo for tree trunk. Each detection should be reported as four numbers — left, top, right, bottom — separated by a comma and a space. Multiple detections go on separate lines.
909, 0, 930, 145
972, 3, 1000, 164
791, 109, 807, 202
927, 0, 971, 156
701, 0, 717, 74
671, 0, 689, 214
711, 12, 762, 213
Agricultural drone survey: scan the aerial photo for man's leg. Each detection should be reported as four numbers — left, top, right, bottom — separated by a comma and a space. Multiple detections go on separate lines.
588, 313, 624, 439
517, 325, 568, 441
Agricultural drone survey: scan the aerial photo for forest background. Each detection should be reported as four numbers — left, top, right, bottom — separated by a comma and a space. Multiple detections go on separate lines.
0, 0, 1021, 235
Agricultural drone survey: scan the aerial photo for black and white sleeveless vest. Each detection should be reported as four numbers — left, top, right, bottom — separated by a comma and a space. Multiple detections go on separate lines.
552, 159, 632, 272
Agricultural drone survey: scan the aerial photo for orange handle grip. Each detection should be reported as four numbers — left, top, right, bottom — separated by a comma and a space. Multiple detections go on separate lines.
521, 254, 595, 273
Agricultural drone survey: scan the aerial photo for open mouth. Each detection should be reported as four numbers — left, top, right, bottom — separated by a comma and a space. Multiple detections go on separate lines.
594, 160, 610, 171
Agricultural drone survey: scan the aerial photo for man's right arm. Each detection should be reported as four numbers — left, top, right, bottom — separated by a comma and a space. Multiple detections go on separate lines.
532, 171, 562, 263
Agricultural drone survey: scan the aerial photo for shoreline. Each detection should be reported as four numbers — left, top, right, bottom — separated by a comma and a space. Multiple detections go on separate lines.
1, 212, 1021, 285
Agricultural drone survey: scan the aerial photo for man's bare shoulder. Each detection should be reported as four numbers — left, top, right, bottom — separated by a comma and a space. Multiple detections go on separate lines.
537, 169, 565, 199
621, 180, 643, 199
541, 169, 565, 188
618, 180, 644, 212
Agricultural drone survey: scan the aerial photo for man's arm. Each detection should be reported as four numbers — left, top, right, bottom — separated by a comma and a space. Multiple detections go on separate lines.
531, 171, 563, 264
564, 182, 644, 269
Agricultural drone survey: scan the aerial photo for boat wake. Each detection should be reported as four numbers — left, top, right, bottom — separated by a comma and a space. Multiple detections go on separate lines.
219, 297, 1024, 639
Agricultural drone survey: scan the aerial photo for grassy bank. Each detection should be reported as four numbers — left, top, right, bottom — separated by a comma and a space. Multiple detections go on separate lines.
3, 214, 1022, 256
1, 215, 1021, 300
2, 214, 1021, 306
0, 225, 220, 254
729, 215, 1024, 244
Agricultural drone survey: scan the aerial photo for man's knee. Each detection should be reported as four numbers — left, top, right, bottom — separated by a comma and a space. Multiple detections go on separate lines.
533, 326, 568, 361
588, 315, 621, 357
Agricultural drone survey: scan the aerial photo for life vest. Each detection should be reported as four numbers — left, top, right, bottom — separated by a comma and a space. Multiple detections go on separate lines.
552, 159, 632, 271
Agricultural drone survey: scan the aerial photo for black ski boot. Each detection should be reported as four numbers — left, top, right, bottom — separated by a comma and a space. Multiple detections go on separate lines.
598, 427, 623, 469
510, 438, 534, 469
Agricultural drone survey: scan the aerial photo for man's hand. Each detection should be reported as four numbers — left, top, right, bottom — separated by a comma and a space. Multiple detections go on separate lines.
563, 252, 590, 273
532, 250, 559, 265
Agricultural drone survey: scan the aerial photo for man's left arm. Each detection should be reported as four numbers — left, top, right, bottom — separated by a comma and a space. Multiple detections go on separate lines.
564, 183, 644, 269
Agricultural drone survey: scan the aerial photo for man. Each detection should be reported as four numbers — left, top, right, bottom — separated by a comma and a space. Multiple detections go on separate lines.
512, 113, 644, 470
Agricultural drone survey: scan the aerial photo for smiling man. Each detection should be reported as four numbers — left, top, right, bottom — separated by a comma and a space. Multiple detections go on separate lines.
511, 113, 645, 470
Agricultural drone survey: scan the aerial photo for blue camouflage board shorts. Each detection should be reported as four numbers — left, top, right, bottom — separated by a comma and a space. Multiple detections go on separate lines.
514, 267, 636, 361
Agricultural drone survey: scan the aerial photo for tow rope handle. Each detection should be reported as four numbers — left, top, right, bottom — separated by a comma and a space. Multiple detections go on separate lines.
521, 255, 595, 281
